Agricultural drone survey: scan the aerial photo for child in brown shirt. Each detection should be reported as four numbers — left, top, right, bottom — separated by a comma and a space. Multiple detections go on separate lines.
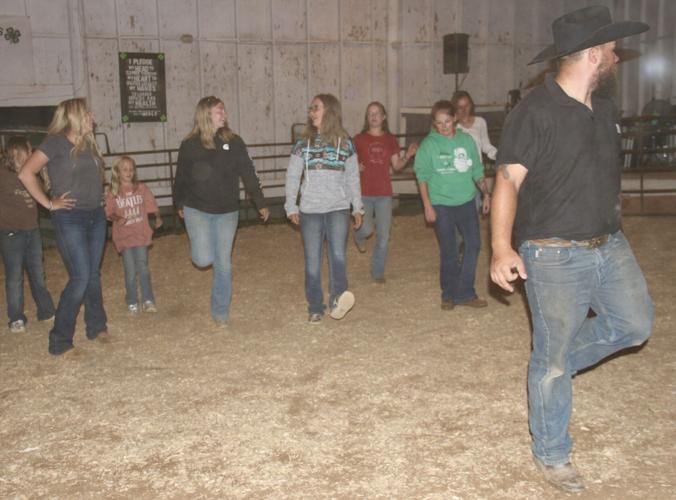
0, 137, 55, 332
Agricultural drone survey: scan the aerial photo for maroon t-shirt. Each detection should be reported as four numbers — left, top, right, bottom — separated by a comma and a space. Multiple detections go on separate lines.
354, 132, 400, 197
104, 183, 158, 252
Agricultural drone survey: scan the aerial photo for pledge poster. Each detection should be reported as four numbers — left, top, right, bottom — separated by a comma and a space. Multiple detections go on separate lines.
119, 52, 167, 123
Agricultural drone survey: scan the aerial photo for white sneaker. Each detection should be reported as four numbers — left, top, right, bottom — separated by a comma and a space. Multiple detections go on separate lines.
9, 319, 26, 333
128, 304, 140, 314
329, 291, 355, 320
142, 301, 157, 313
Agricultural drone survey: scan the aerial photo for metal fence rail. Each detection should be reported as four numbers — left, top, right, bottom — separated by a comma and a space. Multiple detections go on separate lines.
100, 135, 428, 229
101, 118, 676, 225
619, 115, 676, 215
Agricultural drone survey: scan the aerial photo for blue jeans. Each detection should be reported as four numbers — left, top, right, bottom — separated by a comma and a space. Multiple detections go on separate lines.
300, 210, 350, 315
49, 208, 108, 354
520, 231, 652, 465
353, 196, 392, 280
183, 206, 238, 322
433, 200, 481, 303
0, 228, 55, 325
121, 246, 154, 305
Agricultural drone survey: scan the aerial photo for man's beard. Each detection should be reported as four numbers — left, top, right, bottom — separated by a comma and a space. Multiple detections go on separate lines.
593, 62, 618, 99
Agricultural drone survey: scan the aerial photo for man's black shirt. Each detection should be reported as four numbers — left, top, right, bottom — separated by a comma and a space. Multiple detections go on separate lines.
497, 73, 622, 247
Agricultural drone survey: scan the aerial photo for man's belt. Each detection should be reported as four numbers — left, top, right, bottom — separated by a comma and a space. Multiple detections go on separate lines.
529, 234, 611, 249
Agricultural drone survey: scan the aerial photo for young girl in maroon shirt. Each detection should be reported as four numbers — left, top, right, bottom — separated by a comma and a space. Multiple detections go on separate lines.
352, 101, 417, 283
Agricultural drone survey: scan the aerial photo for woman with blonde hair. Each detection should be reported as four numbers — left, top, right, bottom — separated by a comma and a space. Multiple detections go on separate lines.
19, 97, 109, 356
284, 93, 363, 323
174, 96, 269, 328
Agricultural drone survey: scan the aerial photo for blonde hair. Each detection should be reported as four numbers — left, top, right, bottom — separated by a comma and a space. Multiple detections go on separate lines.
302, 94, 349, 148
186, 96, 234, 149
110, 155, 138, 196
1, 136, 32, 173
47, 98, 103, 163
361, 101, 390, 134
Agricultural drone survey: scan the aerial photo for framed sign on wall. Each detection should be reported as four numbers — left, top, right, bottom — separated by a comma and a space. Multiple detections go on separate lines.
119, 52, 167, 123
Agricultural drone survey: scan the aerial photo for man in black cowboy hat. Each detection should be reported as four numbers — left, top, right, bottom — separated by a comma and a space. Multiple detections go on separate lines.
490, 5, 653, 493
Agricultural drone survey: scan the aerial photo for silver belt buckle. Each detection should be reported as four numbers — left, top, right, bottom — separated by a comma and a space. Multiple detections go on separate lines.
588, 235, 608, 249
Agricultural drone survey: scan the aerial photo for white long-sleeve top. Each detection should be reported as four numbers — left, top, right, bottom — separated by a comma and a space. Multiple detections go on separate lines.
457, 116, 497, 161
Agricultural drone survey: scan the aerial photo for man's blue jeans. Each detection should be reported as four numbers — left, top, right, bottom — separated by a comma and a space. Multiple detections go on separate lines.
0, 228, 55, 326
49, 208, 108, 355
121, 246, 154, 306
353, 196, 392, 280
300, 210, 350, 315
433, 200, 481, 303
183, 207, 238, 322
519, 231, 653, 466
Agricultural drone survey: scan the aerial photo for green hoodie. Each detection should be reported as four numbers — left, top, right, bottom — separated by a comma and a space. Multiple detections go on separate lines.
414, 129, 484, 206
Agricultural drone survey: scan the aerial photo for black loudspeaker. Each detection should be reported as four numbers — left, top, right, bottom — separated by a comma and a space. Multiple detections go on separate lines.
443, 33, 469, 74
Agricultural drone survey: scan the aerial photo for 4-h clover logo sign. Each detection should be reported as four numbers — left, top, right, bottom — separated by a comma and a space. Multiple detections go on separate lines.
1, 26, 22, 44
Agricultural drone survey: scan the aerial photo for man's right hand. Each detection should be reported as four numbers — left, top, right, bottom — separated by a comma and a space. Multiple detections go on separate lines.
288, 213, 300, 225
490, 163, 528, 292
490, 248, 527, 292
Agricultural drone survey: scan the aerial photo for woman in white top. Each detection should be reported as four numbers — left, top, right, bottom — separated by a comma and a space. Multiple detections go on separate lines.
451, 90, 497, 161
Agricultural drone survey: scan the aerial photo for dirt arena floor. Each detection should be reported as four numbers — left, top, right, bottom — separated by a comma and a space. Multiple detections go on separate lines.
0, 214, 674, 499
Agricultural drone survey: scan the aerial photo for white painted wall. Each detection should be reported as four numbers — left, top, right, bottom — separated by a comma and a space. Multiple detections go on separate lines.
1, 0, 674, 183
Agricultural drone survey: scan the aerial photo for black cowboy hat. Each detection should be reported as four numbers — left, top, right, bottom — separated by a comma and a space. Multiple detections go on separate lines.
529, 5, 649, 65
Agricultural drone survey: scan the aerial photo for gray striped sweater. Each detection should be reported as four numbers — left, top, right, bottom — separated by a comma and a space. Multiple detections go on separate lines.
284, 136, 363, 215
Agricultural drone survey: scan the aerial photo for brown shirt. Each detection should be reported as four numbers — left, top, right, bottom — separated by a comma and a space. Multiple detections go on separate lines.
0, 167, 38, 231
